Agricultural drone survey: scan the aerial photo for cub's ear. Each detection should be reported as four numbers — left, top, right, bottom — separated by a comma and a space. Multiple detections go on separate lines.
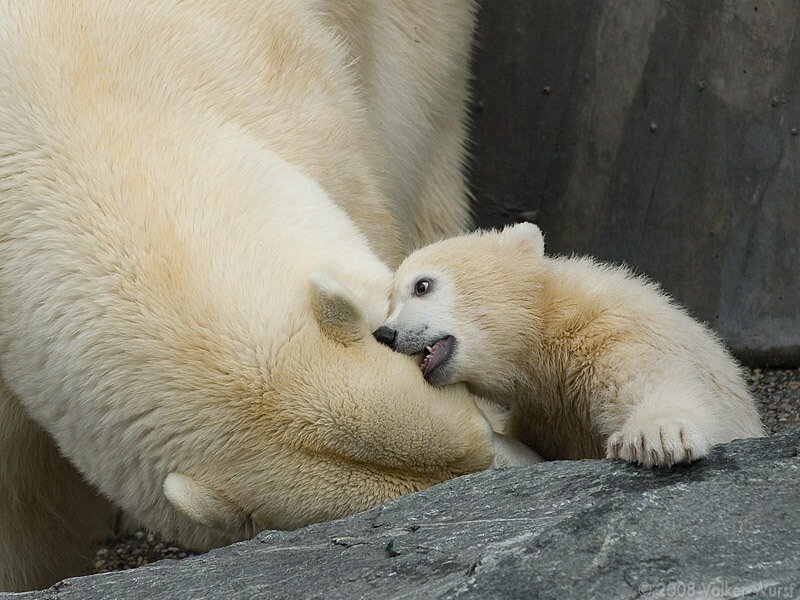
163, 472, 250, 533
309, 270, 366, 345
503, 222, 545, 257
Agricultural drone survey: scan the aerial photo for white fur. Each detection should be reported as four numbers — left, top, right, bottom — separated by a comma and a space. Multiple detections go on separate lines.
0, 1, 494, 591
491, 434, 544, 468
163, 473, 253, 537
386, 224, 766, 466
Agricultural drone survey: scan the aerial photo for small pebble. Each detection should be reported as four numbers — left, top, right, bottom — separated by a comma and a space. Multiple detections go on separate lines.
542, 85, 551, 95
791, 127, 798, 136
649, 121, 658, 132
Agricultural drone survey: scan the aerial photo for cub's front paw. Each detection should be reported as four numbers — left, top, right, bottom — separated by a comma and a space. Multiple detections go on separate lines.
491, 433, 543, 468
606, 419, 710, 467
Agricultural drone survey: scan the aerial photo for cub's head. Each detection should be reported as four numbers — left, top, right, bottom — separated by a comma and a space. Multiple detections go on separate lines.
375, 223, 546, 397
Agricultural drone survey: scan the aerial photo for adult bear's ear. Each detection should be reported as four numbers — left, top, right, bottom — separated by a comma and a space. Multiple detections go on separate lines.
503, 222, 545, 257
163, 472, 252, 534
309, 270, 366, 345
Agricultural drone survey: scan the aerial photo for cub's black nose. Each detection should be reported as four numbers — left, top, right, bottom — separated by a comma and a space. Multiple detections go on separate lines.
373, 326, 397, 348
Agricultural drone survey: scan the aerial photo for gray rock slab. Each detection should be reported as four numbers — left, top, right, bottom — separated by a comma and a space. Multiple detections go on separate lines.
6, 430, 799, 599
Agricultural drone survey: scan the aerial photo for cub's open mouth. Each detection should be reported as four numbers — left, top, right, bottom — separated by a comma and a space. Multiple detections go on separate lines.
420, 335, 455, 379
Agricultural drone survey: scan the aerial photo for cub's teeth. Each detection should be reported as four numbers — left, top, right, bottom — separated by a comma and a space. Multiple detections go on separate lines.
425, 346, 433, 352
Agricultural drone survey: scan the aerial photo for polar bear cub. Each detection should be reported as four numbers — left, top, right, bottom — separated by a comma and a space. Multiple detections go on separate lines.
375, 223, 765, 466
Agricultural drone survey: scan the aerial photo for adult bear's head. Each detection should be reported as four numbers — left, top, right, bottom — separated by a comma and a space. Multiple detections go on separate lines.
160, 270, 511, 544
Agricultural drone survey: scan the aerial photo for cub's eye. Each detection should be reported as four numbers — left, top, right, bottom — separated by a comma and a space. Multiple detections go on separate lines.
414, 278, 432, 296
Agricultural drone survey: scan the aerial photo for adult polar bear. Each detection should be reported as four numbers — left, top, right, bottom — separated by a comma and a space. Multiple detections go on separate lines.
0, 1, 523, 591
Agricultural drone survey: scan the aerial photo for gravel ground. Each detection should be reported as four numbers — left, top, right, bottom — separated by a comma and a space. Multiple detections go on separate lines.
744, 366, 800, 435
94, 365, 800, 574
94, 530, 197, 574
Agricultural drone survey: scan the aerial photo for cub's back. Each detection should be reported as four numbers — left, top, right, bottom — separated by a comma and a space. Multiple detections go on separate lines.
543, 255, 763, 438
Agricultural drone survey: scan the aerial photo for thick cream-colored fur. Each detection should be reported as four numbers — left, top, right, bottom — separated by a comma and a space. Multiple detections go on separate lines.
0, 0, 485, 591
386, 224, 765, 465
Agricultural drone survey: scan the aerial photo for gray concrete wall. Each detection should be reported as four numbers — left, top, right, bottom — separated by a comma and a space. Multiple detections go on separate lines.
469, 0, 800, 366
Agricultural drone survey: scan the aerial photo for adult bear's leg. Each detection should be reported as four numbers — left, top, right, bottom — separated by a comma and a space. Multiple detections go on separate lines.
0, 376, 115, 592
326, 1, 477, 252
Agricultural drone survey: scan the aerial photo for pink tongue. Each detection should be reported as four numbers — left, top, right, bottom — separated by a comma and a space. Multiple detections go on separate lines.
421, 340, 445, 375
